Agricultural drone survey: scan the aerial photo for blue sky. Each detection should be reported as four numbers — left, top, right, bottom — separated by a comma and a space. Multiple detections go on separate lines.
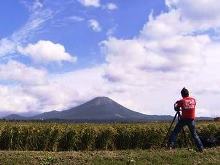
0, 1, 28, 37
0, 0, 220, 117
0, 0, 166, 72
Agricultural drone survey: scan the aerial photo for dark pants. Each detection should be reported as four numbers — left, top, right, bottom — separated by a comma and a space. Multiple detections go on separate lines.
168, 119, 204, 150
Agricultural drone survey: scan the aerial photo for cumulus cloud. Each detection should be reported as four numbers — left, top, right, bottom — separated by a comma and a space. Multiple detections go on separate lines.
18, 40, 77, 63
140, 10, 192, 39
0, 60, 47, 85
165, 0, 220, 31
0, 85, 39, 113
0, 66, 106, 113
78, 0, 100, 7
102, 35, 210, 77
88, 19, 102, 32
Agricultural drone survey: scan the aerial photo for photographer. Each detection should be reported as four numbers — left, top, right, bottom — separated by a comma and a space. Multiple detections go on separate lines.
168, 88, 204, 152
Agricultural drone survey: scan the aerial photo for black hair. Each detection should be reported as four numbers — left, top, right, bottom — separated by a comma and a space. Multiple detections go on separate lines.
181, 87, 189, 97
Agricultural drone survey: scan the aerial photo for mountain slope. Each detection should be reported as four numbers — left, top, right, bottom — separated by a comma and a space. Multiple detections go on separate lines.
31, 97, 151, 120
59, 97, 149, 120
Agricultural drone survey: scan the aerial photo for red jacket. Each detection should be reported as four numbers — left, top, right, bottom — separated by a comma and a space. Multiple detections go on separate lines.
175, 97, 196, 119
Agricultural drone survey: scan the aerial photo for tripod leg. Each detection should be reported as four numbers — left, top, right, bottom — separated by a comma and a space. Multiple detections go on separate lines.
161, 112, 178, 147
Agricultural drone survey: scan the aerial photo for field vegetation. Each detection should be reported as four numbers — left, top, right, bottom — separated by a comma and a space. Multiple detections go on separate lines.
0, 121, 219, 151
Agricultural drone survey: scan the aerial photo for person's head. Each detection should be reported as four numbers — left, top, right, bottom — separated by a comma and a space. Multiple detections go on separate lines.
181, 87, 189, 98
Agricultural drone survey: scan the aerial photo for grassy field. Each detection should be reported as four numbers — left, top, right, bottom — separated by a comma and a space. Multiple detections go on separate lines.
0, 147, 220, 165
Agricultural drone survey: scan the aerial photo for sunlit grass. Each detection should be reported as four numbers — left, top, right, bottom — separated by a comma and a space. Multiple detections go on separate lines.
0, 147, 219, 165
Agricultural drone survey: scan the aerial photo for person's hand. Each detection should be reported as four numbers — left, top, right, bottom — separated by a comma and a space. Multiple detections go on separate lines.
174, 102, 180, 111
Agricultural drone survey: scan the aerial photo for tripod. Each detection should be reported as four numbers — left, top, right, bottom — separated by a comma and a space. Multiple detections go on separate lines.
162, 111, 191, 149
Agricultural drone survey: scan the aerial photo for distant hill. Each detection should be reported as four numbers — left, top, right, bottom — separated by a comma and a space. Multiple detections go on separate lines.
3, 97, 174, 122
3, 114, 27, 120
196, 117, 213, 121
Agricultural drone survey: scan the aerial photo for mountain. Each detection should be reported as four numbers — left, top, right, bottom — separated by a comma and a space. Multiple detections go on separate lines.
31, 97, 162, 121
3, 97, 173, 122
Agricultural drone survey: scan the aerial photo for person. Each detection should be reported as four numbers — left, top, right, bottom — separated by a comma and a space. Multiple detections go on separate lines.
168, 87, 204, 152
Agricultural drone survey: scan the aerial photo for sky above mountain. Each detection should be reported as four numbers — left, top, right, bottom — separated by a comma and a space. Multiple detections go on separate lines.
0, 0, 220, 117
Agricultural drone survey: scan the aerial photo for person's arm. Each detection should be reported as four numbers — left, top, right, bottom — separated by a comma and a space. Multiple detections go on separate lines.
174, 100, 182, 111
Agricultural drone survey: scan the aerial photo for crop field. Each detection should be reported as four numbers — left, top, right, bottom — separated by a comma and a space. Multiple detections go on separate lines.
0, 121, 219, 164
0, 121, 219, 151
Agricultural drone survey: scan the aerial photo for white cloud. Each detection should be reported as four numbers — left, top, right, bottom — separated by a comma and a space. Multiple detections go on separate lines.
106, 25, 117, 37
45, 66, 106, 109
78, 0, 100, 7
67, 16, 85, 22
140, 10, 192, 39
88, 19, 102, 32
165, 0, 220, 31
0, 85, 39, 113
32, 0, 43, 10
14, 0, 53, 43
21, 0, 44, 12
166, 0, 220, 20
102, 35, 210, 76
0, 38, 16, 57
105, 3, 118, 10
0, 60, 47, 85
18, 40, 77, 63
0, 66, 106, 113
